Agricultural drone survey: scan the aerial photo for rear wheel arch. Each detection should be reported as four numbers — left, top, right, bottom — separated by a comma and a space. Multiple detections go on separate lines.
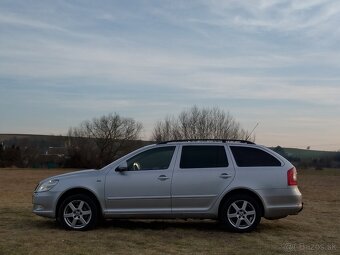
218, 188, 265, 218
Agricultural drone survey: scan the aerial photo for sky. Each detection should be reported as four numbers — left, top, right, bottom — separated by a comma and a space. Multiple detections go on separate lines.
0, 0, 339, 151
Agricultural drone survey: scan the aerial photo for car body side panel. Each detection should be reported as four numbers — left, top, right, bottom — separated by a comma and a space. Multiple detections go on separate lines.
171, 144, 235, 213
205, 145, 303, 218
103, 145, 179, 215
33, 171, 105, 218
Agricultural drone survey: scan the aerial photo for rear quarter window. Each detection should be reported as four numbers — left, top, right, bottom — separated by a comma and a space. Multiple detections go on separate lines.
230, 146, 281, 167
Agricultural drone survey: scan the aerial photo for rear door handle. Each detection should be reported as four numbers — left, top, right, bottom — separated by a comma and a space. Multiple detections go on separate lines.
219, 173, 231, 179
158, 175, 170, 181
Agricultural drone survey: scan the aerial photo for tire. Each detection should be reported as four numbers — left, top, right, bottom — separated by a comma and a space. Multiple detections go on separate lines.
57, 194, 98, 231
219, 194, 261, 233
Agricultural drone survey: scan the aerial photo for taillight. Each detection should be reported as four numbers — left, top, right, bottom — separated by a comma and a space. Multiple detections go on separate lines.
287, 167, 297, 186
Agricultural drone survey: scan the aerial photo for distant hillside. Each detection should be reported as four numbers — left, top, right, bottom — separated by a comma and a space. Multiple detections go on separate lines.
283, 147, 339, 160
0, 134, 151, 154
0, 134, 68, 153
271, 146, 340, 169
1, 134, 338, 157
0, 134, 66, 140
1, 134, 339, 167
0, 134, 152, 168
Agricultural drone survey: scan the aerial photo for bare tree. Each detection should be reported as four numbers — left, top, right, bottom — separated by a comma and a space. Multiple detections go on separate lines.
152, 106, 254, 142
67, 113, 143, 168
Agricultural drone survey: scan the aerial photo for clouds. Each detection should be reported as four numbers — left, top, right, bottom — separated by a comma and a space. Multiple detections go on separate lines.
0, 13, 66, 31
201, 0, 340, 36
1, 35, 338, 106
0, 0, 339, 149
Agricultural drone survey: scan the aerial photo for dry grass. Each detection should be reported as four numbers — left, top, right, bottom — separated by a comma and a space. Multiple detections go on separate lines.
0, 168, 339, 255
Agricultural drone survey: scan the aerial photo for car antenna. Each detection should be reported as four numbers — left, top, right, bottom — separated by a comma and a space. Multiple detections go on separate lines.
245, 122, 259, 141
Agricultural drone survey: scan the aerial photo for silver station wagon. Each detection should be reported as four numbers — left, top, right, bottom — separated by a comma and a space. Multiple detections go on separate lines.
33, 139, 303, 232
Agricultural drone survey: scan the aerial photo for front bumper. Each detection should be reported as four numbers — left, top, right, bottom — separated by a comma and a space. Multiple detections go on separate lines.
32, 191, 59, 218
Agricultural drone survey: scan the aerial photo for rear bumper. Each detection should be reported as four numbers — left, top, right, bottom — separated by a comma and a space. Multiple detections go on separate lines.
264, 203, 303, 219
298, 202, 304, 212
256, 187, 303, 219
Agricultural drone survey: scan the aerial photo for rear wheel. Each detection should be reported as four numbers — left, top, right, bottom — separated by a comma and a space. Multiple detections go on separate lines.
220, 194, 261, 232
57, 194, 98, 230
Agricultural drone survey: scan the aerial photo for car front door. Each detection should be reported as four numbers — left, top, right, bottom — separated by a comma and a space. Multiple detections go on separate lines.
171, 145, 235, 213
105, 146, 177, 215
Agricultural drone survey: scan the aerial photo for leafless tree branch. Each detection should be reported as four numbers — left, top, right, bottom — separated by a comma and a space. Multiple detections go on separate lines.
152, 106, 255, 142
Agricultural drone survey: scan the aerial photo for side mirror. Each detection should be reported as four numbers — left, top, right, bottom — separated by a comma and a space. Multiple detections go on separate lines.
115, 161, 128, 172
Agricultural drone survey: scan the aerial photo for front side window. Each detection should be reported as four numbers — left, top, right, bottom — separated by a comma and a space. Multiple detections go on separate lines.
230, 146, 282, 167
127, 146, 175, 171
180, 145, 229, 169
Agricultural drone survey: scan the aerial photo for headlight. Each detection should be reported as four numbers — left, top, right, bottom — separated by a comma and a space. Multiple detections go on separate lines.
35, 179, 59, 192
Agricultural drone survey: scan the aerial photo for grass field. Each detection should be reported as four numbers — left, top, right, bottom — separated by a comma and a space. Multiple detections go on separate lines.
0, 168, 339, 255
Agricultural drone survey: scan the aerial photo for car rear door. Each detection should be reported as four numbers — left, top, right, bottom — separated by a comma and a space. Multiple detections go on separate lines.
171, 144, 235, 213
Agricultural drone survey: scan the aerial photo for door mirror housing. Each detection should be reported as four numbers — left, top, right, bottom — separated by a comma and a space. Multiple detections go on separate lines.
116, 161, 128, 172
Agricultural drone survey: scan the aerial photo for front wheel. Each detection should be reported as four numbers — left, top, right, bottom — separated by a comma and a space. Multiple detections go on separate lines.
219, 194, 261, 232
57, 194, 98, 230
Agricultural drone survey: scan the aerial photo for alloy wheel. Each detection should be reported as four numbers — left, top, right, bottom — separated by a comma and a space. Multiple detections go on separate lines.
227, 200, 256, 230
63, 200, 92, 229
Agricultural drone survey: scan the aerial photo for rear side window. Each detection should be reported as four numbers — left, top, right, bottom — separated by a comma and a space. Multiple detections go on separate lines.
180, 146, 228, 169
230, 146, 281, 167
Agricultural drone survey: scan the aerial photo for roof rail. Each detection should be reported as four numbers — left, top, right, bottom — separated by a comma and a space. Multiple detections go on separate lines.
157, 139, 255, 145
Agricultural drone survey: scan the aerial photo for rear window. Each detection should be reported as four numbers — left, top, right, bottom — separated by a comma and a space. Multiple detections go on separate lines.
180, 145, 229, 169
230, 146, 281, 167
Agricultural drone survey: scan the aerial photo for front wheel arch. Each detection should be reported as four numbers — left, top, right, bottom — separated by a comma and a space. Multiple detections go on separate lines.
55, 188, 102, 220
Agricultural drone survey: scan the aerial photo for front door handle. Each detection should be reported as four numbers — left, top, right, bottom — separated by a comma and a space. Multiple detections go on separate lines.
158, 175, 170, 181
219, 173, 231, 179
